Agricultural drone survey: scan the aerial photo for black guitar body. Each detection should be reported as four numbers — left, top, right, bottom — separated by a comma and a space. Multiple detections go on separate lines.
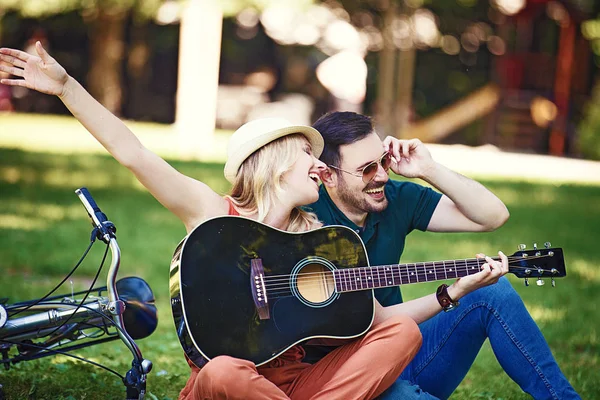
170, 216, 568, 367
170, 216, 374, 367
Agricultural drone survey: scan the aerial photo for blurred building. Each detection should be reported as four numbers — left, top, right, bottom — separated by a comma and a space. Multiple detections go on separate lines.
485, 0, 593, 155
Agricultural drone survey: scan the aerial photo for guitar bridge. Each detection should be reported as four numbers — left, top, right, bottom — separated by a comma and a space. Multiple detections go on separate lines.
250, 258, 270, 320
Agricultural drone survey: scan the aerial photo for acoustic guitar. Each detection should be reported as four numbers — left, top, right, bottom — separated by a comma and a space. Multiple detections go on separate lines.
169, 216, 566, 368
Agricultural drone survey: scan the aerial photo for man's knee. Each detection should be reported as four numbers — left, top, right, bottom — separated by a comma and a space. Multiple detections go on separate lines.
464, 276, 522, 307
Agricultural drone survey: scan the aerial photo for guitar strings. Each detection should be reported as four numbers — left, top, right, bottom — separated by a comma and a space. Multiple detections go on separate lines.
264, 260, 560, 299
262, 263, 552, 293
260, 255, 554, 291
261, 264, 559, 297
262, 265, 556, 294
260, 255, 549, 282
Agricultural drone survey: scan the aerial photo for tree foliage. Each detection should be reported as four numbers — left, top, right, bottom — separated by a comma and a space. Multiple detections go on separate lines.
0, 0, 164, 20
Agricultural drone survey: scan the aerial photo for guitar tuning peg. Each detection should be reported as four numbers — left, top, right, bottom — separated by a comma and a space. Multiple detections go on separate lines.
533, 243, 537, 250
536, 278, 545, 286
524, 277, 529, 286
545, 242, 551, 249
518, 244, 526, 250
551, 277, 556, 287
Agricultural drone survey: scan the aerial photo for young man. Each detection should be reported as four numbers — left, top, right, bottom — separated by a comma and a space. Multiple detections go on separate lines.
306, 111, 580, 399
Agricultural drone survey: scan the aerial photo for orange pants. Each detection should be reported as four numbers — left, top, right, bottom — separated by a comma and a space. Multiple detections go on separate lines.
179, 315, 422, 400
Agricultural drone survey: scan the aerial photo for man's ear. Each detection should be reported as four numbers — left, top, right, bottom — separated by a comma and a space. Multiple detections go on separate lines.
320, 167, 337, 188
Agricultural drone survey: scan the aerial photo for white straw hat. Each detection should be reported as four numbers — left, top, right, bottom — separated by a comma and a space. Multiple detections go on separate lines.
224, 117, 324, 183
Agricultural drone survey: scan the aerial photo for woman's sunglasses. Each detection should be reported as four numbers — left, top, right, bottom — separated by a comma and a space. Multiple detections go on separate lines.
329, 152, 393, 183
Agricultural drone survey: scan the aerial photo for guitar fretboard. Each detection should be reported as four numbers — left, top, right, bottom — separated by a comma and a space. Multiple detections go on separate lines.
333, 259, 483, 293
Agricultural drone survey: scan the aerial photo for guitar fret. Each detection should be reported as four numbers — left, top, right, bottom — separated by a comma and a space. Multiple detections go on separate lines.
395, 265, 403, 285
344, 269, 350, 291
462, 259, 470, 277
358, 268, 364, 290
359, 268, 364, 290
419, 262, 427, 282
398, 265, 406, 285
475, 258, 482, 275
472, 258, 479, 276
430, 261, 437, 281
450, 259, 457, 279
442, 261, 448, 279
359, 267, 366, 289
369, 267, 376, 289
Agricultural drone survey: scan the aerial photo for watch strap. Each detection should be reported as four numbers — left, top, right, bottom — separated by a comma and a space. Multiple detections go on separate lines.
436, 284, 459, 312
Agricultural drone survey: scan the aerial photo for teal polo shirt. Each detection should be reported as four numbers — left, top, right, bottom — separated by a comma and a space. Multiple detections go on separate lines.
305, 179, 442, 306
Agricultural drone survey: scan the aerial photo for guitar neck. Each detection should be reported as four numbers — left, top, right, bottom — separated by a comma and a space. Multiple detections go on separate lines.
333, 258, 486, 293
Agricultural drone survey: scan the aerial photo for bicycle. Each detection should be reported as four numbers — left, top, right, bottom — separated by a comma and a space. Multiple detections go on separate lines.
0, 188, 157, 400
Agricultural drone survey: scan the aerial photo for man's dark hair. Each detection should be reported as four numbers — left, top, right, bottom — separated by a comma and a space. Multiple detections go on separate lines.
312, 111, 374, 168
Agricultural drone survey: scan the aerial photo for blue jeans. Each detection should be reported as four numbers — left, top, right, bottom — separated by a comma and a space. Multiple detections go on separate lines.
379, 277, 580, 400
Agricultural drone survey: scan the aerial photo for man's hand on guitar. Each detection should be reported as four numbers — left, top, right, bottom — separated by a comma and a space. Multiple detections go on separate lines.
448, 251, 508, 301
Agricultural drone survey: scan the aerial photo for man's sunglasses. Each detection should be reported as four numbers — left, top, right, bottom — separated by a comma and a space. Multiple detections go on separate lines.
329, 152, 393, 183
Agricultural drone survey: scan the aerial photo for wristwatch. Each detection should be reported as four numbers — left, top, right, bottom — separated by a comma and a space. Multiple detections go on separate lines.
436, 284, 459, 312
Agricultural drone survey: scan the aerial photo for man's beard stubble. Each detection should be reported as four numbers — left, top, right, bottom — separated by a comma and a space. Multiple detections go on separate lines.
337, 177, 388, 215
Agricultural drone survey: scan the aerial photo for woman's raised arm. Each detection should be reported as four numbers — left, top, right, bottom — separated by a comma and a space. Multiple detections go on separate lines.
0, 42, 227, 231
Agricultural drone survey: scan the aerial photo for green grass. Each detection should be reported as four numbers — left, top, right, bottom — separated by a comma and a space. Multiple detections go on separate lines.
0, 147, 598, 399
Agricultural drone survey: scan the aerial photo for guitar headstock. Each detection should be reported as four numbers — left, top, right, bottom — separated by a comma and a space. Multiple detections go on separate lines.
508, 243, 566, 287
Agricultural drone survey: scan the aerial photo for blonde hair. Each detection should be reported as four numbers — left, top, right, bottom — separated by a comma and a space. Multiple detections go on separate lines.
228, 134, 321, 232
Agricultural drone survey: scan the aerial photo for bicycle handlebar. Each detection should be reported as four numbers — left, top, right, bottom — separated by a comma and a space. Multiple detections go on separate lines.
75, 187, 115, 244
75, 188, 153, 398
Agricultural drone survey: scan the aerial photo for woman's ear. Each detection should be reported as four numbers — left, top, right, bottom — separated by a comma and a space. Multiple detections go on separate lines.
320, 168, 337, 188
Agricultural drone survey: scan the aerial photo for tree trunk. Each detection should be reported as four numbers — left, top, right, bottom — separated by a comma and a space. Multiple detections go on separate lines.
375, 1, 397, 138
394, 46, 416, 138
176, 0, 222, 158
87, 8, 128, 115
394, 4, 416, 139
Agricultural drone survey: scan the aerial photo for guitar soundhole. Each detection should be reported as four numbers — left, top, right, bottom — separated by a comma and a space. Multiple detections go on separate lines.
292, 258, 338, 307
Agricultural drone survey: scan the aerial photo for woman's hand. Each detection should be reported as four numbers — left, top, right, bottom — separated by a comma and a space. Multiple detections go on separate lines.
448, 251, 509, 300
0, 41, 68, 97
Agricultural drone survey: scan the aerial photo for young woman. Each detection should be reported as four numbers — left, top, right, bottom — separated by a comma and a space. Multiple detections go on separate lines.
0, 42, 427, 400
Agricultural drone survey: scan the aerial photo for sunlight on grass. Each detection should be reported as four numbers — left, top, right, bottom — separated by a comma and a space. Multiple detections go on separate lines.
14, 202, 83, 220
42, 169, 140, 190
525, 303, 567, 322
569, 258, 600, 282
1, 166, 20, 183
432, 239, 499, 259
0, 214, 47, 230
571, 329, 598, 351
0, 113, 232, 162
491, 184, 561, 207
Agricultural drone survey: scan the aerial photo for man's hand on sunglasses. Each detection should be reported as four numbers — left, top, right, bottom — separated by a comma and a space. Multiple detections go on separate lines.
382, 137, 436, 179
